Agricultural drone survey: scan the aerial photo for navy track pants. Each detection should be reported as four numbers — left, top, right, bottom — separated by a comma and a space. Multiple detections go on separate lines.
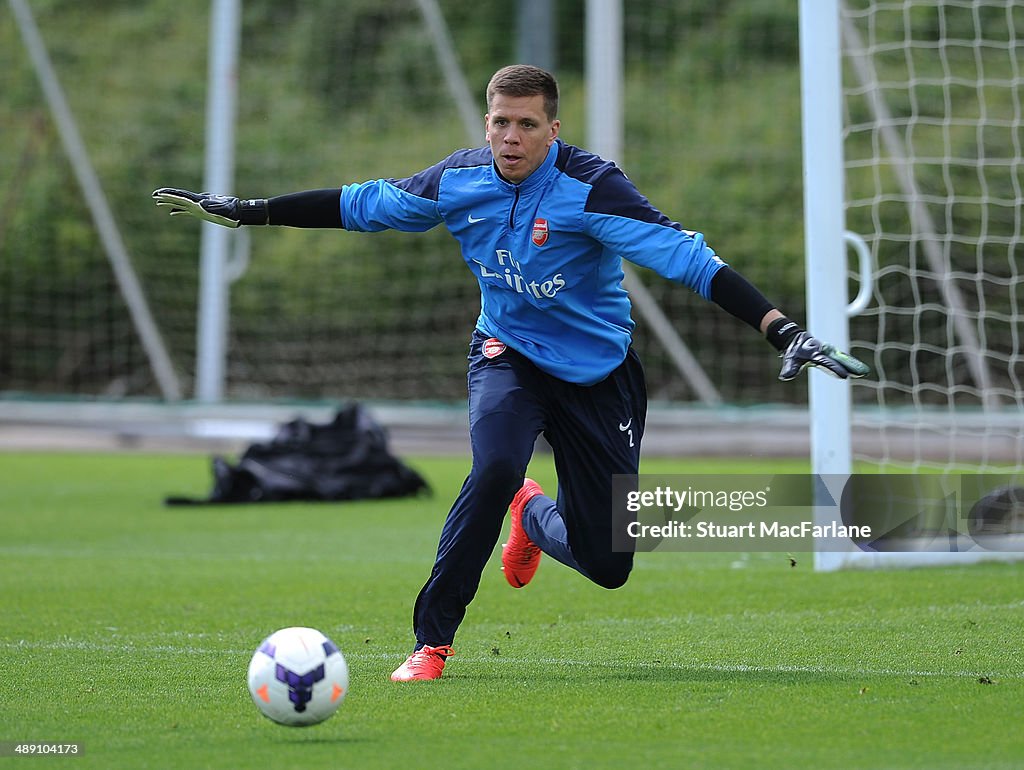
412, 331, 647, 647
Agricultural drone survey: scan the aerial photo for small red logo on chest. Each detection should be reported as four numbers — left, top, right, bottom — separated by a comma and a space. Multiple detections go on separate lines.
532, 218, 549, 247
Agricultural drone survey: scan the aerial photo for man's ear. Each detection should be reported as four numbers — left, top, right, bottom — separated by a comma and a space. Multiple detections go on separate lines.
548, 119, 561, 145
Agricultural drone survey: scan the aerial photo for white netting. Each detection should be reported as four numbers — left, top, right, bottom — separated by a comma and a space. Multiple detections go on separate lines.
842, 0, 1024, 469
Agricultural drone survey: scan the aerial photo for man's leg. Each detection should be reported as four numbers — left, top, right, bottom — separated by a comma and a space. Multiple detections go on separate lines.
410, 340, 545, 647
520, 349, 647, 589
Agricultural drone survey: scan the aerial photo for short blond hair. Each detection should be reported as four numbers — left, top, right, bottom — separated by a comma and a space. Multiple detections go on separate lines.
486, 64, 559, 121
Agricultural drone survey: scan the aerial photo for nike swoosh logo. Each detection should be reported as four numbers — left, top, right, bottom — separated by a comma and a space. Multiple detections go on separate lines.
618, 419, 632, 431
467, 214, 487, 223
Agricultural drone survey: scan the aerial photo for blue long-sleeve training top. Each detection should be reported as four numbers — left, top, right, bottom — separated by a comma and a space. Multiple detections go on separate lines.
339, 139, 725, 386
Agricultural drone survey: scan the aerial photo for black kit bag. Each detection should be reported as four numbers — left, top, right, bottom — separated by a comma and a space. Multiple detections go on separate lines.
166, 404, 430, 505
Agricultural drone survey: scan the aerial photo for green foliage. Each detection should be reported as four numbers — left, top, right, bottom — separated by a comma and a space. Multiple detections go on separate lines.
0, 1, 813, 402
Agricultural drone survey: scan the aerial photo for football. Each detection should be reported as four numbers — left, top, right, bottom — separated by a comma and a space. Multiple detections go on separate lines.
247, 627, 349, 726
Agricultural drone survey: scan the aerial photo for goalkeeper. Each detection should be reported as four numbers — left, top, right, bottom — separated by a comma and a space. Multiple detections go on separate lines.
154, 64, 868, 683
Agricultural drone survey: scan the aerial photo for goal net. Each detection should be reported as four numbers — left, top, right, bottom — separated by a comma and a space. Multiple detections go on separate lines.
822, 0, 1024, 567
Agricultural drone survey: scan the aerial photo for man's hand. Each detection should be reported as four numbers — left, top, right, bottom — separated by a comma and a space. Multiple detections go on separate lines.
765, 316, 869, 381
778, 331, 870, 381
152, 188, 267, 228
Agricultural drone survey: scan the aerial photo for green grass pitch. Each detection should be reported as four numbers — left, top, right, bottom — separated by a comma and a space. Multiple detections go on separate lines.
1, 451, 1022, 769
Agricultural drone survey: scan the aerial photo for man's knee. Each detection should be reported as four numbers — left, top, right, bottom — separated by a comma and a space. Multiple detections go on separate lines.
470, 454, 524, 500
583, 554, 633, 589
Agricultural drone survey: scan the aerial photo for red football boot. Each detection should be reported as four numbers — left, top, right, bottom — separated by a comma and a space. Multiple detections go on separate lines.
390, 644, 455, 682
501, 478, 544, 588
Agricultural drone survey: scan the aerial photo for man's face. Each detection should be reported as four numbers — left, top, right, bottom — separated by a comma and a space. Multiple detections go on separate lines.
485, 93, 560, 184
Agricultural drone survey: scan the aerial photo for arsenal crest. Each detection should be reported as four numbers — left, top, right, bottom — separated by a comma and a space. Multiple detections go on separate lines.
531, 218, 549, 247
482, 338, 506, 359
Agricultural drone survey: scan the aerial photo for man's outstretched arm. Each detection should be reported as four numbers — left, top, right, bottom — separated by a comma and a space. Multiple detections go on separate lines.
709, 266, 870, 381
152, 188, 343, 228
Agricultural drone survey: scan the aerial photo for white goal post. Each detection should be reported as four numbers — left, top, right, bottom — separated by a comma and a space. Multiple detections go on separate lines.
803, 0, 1024, 570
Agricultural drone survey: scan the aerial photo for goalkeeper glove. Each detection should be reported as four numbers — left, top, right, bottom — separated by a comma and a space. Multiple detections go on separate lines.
152, 188, 268, 228
766, 317, 870, 381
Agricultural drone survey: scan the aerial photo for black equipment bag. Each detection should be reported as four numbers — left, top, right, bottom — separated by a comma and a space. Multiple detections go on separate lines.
166, 404, 430, 505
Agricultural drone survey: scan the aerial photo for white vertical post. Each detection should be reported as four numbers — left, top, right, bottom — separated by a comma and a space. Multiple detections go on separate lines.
517, 0, 556, 72
800, 0, 851, 471
800, 0, 853, 571
196, 0, 241, 402
585, 0, 623, 163
584, 0, 722, 404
